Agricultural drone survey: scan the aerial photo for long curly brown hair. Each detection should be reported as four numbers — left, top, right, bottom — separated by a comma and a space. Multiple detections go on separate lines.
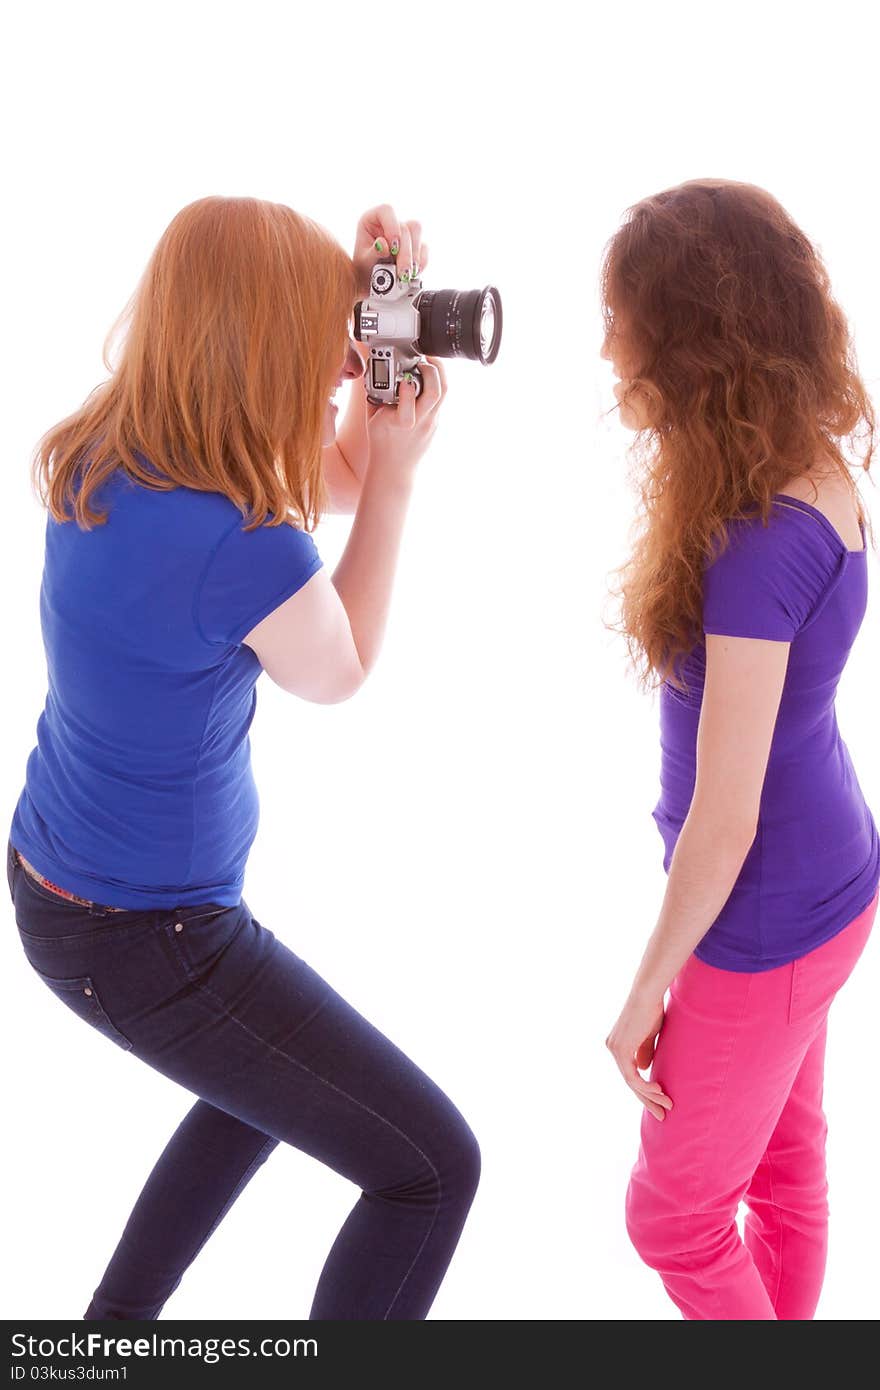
31, 196, 357, 534
599, 177, 876, 694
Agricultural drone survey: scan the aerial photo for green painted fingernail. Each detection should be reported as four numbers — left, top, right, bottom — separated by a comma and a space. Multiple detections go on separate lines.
400, 269, 410, 282
374, 238, 383, 251
391, 239, 399, 255
403, 372, 413, 383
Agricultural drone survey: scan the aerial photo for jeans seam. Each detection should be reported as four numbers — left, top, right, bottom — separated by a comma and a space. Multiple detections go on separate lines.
381, 1205, 439, 1320
166, 950, 442, 1318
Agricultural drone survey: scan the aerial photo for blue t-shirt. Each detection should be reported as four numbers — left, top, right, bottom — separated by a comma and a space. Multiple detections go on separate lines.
653, 494, 879, 971
9, 458, 323, 908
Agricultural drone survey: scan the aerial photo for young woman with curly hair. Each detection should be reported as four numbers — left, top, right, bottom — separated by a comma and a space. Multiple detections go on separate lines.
601, 178, 878, 1320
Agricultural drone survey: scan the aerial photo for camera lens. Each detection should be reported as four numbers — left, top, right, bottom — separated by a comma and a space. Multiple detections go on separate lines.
414, 286, 502, 364
479, 296, 497, 359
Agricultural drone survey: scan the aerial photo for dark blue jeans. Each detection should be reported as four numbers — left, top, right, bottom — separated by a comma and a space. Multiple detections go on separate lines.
7, 839, 480, 1319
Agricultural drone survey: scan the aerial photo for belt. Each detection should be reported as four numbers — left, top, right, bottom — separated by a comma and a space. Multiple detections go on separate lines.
15, 849, 126, 912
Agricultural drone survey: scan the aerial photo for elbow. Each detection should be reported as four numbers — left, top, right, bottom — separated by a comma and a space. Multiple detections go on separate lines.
321, 682, 364, 706
688, 799, 759, 854
730, 819, 759, 856
311, 663, 368, 704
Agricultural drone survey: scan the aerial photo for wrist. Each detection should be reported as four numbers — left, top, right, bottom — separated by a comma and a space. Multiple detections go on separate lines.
364, 453, 418, 494
628, 973, 667, 1008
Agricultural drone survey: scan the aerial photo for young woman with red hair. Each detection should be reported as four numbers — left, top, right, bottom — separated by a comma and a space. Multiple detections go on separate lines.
601, 179, 878, 1319
7, 196, 480, 1320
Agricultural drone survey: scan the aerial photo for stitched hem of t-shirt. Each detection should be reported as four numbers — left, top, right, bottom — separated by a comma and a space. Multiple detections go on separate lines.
191, 520, 323, 649
702, 501, 850, 642
9, 831, 244, 911
227, 553, 324, 647
694, 878, 880, 974
702, 623, 796, 641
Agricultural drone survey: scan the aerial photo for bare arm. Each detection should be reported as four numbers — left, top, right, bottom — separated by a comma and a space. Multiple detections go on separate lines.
320, 339, 372, 514
606, 632, 791, 1118
630, 633, 789, 995
242, 360, 446, 701
322, 207, 428, 514
328, 449, 414, 679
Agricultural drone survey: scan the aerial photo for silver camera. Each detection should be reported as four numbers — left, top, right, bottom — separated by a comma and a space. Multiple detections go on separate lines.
353, 257, 503, 406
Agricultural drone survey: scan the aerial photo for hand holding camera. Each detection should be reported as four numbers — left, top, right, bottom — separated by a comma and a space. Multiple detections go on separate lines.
351, 204, 427, 299
349, 204, 501, 483
364, 356, 448, 482
354, 256, 502, 408
351, 203, 502, 411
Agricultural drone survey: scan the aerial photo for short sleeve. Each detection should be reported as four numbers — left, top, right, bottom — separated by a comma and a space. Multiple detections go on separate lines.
702, 511, 840, 642
194, 515, 323, 647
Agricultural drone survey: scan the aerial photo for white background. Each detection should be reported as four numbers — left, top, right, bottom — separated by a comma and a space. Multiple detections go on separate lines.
2, 0, 878, 1321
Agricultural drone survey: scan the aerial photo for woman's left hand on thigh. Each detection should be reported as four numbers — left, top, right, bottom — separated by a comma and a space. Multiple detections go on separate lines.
606, 991, 673, 1122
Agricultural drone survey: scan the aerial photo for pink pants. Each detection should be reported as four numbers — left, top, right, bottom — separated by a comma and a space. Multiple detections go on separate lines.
626, 885, 879, 1320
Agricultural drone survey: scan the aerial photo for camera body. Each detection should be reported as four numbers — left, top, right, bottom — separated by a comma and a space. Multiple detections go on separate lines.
353, 257, 502, 407
354, 258, 427, 406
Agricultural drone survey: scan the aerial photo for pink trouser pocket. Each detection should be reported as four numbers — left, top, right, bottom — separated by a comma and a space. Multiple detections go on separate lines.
788, 886, 878, 1026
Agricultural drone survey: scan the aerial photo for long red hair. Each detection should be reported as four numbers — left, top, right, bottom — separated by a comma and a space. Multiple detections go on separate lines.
599, 178, 875, 693
31, 195, 357, 533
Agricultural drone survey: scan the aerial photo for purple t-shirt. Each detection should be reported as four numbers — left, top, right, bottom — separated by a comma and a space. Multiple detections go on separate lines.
653, 494, 879, 971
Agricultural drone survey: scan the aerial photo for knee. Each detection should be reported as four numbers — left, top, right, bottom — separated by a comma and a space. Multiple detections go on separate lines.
625, 1179, 668, 1268
626, 1174, 697, 1270
626, 1176, 736, 1275
376, 1104, 480, 1217
439, 1109, 481, 1211
455, 1119, 481, 1206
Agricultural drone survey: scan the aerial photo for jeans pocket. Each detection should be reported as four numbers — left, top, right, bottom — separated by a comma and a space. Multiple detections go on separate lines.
26, 961, 134, 1051
163, 904, 243, 984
